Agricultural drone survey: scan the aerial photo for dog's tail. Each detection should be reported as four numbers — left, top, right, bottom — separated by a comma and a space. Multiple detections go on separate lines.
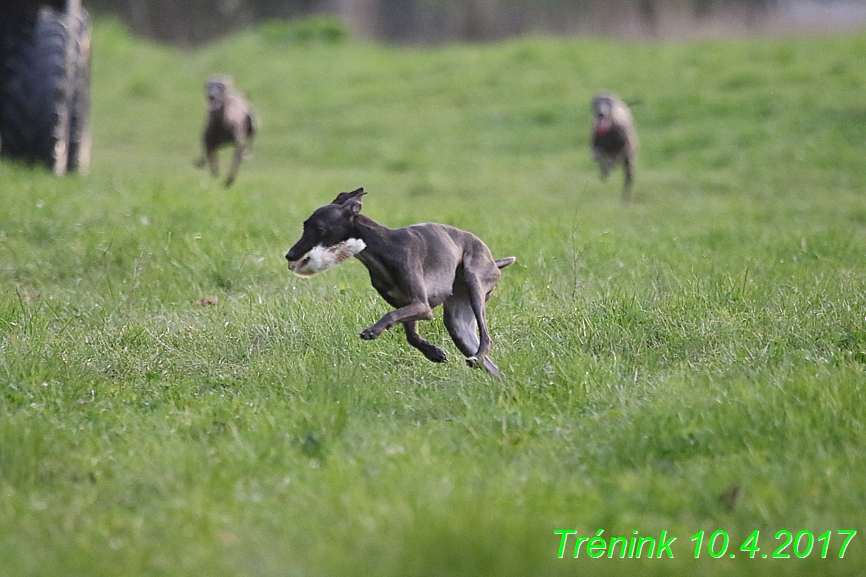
495, 256, 516, 269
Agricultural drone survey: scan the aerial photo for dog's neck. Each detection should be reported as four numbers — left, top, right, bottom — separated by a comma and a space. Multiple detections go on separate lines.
351, 214, 388, 239
352, 215, 399, 283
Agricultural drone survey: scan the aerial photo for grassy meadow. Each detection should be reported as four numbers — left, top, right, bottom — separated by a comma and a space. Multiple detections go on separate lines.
2, 17, 866, 576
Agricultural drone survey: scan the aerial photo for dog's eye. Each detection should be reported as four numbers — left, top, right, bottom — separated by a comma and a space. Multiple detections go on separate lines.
315, 224, 325, 232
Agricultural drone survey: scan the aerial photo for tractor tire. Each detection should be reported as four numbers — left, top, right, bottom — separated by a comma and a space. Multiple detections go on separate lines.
0, 7, 91, 175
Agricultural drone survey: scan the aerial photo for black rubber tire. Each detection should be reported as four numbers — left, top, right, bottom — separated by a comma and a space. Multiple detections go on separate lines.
0, 8, 71, 174
66, 10, 92, 174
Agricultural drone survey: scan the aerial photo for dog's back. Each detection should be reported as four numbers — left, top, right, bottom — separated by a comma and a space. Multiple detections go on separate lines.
223, 91, 256, 142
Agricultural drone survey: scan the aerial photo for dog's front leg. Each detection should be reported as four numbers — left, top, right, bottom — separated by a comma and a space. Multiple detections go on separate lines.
206, 148, 220, 177
225, 142, 244, 187
360, 300, 433, 341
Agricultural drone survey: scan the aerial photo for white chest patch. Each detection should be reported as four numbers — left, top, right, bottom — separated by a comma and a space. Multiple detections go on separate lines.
287, 238, 366, 278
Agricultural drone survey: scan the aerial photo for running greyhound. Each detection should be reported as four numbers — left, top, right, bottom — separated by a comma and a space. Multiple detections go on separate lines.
194, 75, 258, 187
285, 188, 515, 375
591, 91, 638, 202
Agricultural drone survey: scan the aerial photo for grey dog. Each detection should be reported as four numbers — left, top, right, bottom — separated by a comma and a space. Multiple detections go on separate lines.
285, 189, 516, 375
194, 75, 257, 187
591, 91, 638, 202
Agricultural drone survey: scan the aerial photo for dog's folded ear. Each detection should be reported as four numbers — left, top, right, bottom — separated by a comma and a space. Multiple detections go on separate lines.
343, 197, 363, 216
331, 187, 366, 205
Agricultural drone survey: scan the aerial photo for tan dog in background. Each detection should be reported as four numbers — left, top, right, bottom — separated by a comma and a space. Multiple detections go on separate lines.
591, 92, 638, 202
194, 75, 258, 187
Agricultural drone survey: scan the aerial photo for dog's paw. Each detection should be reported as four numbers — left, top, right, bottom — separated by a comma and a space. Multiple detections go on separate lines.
466, 355, 502, 376
423, 346, 447, 363
360, 327, 380, 340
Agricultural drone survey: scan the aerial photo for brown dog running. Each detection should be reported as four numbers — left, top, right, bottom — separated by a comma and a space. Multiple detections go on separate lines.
591, 92, 638, 202
194, 75, 257, 187
285, 189, 515, 375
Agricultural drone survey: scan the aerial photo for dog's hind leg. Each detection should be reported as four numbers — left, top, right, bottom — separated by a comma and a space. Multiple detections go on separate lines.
443, 292, 479, 358
403, 321, 447, 363
465, 275, 493, 359
444, 275, 501, 376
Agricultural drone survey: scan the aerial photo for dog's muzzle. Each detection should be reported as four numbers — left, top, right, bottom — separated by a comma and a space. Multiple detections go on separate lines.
286, 238, 366, 278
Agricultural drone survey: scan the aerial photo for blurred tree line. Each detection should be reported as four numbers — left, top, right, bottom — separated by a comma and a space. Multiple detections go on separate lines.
85, 0, 789, 45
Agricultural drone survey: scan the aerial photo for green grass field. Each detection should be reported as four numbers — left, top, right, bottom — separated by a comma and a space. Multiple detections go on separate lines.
1, 17, 866, 576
